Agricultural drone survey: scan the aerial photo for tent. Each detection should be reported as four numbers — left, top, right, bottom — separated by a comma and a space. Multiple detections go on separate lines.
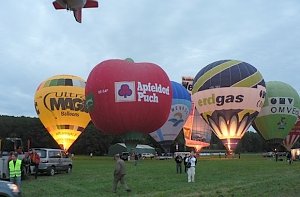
136, 144, 155, 154
108, 143, 128, 156
108, 143, 155, 156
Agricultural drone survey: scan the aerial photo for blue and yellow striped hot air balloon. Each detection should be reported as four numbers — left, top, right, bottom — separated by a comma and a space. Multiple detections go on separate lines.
192, 60, 266, 154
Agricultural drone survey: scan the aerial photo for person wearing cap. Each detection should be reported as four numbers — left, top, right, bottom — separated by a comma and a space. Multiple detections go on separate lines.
112, 154, 131, 193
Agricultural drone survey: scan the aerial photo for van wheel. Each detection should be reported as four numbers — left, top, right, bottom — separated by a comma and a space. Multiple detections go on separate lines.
66, 166, 72, 174
48, 167, 55, 176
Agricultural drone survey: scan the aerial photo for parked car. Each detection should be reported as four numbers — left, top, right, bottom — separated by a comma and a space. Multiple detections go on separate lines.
262, 152, 274, 157
34, 148, 72, 176
0, 180, 21, 197
141, 153, 154, 159
262, 151, 286, 158
156, 153, 173, 160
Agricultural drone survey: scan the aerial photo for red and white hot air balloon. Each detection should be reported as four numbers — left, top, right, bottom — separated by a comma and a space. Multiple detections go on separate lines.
85, 58, 172, 138
283, 117, 300, 151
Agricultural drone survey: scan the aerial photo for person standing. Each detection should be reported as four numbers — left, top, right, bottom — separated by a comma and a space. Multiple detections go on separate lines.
275, 151, 279, 162
175, 154, 183, 173
185, 152, 197, 183
22, 152, 31, 177
134, 152, 139, 166
286, 151, 292, 165
113, 154, 131, 193
8, 153, 22, 190
183, 154, 188, 173
30, 149, 40, 179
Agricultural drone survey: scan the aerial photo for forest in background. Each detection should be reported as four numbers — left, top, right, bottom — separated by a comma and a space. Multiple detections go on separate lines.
0, 115, 295, 155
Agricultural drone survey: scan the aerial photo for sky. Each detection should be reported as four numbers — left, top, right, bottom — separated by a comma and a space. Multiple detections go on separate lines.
1, 0, 300, 117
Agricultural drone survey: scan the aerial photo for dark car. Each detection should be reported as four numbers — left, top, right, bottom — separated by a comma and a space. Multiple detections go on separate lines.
0, 180, 21, 197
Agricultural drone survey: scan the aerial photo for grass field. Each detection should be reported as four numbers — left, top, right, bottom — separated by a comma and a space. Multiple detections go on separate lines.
21, 154, 300, 197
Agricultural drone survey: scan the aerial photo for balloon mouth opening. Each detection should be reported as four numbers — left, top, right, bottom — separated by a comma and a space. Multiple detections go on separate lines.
194, 145, 203, 153
221, 138, 239, 154
125, 58, 134, 63
49, 129, 82, 151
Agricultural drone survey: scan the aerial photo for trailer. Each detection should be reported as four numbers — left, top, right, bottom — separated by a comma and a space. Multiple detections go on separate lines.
0, 138, 26, 180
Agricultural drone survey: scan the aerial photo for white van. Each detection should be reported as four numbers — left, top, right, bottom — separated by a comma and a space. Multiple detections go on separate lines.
141, 153, 154, 159
34, 148, 72, 176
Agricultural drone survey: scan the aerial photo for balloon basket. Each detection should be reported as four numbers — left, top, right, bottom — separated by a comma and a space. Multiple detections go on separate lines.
221, 138, 239, 156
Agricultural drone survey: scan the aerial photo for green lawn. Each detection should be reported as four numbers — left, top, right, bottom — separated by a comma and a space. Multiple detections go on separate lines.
21, 154, 300, 197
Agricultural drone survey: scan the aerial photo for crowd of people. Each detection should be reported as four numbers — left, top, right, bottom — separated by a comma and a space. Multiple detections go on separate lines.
175, 152, 197, 182
7, 149, 40, 192
112, 150, 198, 194
9, 148, 296, 195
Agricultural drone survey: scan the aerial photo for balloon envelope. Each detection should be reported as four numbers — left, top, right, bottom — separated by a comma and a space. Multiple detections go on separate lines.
149, 81, 192, 151
283, 118, 300, 151
34, 75, 91, 150
192, 60, 266, 153
183, 104, 212, 152
85, 59, 172, 135
254, 81, 300, 146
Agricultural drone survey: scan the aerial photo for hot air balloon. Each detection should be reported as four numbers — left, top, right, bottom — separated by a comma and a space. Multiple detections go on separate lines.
253, 81, 300, 149
149, 81, 192, 152
183, 103, 212, 152
34, 75, 91, 151
283, 118, 300, 151
192, 60, 266, 154
182, 76, 194, 94
85, 59, 172, 149
181, 76, 212, 153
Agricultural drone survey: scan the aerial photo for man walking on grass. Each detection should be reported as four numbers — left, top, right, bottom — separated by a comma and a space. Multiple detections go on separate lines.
113, 154, 131, 193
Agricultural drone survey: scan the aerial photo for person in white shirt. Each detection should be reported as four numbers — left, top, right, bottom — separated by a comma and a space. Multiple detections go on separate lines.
185, 151, 197, 182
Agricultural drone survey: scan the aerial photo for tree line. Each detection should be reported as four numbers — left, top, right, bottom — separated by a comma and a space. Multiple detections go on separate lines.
0, 115, 295, 155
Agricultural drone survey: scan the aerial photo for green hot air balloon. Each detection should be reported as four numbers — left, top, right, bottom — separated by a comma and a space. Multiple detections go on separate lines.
253, 81, 300, 149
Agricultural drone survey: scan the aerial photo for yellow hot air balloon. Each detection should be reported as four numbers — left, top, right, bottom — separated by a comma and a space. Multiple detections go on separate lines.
34, 75, 90, 151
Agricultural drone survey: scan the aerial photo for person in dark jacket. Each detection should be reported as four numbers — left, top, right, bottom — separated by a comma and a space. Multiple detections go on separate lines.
286, 151, 292, 165
30, 149, 40, 179
175, 154, 183, 173
183, 154, 189, 173
134, 152, 139, 166
22, 152, 31, 177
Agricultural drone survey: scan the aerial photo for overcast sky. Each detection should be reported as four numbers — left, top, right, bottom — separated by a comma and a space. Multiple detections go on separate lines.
1, 0, 300, 117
